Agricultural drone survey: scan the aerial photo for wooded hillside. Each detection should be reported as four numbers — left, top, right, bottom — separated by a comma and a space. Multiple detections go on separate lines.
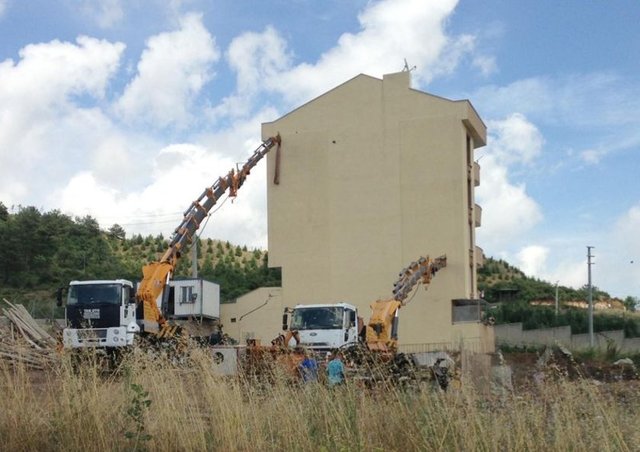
0, 203, 280, 308
1, 203, 637, 325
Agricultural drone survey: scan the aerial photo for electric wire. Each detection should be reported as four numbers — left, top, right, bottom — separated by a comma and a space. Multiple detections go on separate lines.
402, 280, 422, 306
196, 194, 231, 239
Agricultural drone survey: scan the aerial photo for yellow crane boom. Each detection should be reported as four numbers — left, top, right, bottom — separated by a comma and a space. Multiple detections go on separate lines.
366, 255, 446, 352
137, 135, 281, 334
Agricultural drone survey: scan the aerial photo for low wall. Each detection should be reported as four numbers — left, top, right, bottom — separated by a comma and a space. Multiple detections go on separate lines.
495, 323, 640, 353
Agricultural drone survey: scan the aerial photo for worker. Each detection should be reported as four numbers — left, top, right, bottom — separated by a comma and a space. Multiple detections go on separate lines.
326, 349, 345, 386
298, 349, 319, 383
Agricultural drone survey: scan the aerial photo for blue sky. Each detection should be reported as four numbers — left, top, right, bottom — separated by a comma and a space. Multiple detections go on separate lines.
0, 0, 638, 298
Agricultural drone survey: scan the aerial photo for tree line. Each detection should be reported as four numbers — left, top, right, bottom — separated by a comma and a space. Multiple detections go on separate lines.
1, 203, 635, 318
0, 203, 280, 302
478, 257, 637, 311
478, 256, 640, 336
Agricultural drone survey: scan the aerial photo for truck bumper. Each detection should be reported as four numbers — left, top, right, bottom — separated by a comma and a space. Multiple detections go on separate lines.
63, 326, 136, 348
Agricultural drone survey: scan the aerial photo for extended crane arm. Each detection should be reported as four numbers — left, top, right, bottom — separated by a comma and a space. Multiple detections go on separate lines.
392, 255, 447, 306
366, 254, 446, 351
136, 135, 281, 333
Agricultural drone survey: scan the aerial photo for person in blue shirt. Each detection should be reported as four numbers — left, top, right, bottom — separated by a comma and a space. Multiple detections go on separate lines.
298, 349, 319, 383
326, 350, 345, 386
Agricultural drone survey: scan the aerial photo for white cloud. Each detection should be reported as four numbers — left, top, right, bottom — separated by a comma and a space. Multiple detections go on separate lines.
473, 77, 554, 119
0, 0, 7, 19
579, 148, 606, 165
474, 73, 640, 130
476, 114, 544, 251
0, 36, 124, 109
472, 55, 497, 77
476, 154, 542, 250
75, 0, 124, 28
0, 36, 125, 205
516, 245, 549, 277
58, 172, 121, 215
502, 204, 640, 297
116, 13, 219, 127
54, 109, 278, 248
601, 204, 640, 297
494, 242, 587, 291
212, 26, 291, 119
615, 205, 640, 248
235, 0, 474, 107
549, 259, 586, 291
486, 113, 544, 165
229, 26, 291, 94
577, 131, 640, 166
91, 134, 133, 183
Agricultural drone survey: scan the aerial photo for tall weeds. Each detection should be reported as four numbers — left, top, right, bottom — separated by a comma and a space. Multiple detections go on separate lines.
0, 346, 638, 451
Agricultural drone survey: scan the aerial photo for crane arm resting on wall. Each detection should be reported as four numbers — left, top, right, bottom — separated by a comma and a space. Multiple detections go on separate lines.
137, 134, 282, 334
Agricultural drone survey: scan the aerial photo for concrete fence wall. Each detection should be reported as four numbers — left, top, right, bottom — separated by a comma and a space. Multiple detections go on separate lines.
495, 323, 640, 353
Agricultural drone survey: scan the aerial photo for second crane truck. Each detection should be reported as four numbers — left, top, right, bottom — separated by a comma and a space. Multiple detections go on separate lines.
279, 254, 447, 354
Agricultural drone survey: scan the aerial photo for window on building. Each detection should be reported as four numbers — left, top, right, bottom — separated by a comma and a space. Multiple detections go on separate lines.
230, 317, 237, 323
180, 286, 195, 304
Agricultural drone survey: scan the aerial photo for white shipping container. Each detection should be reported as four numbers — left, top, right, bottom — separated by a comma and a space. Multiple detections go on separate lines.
169, 278, 220, 319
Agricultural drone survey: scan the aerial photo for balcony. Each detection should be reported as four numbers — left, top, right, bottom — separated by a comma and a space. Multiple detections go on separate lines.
474, 204, 482, 227
467, 162, 481, 187
475, 246, 484, 267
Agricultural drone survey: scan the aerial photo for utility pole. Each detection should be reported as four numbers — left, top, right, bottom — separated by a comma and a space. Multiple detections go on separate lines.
191, 239, 198, 278
587, 246, 594, 347
555, 280, 559, 316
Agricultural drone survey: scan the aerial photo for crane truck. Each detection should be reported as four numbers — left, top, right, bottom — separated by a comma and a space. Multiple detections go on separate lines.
59, 135, 281, 349
279, 254, 447, 354
270, 255, 451, 387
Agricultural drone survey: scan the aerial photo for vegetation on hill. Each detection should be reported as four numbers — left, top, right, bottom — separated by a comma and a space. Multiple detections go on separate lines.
479, 256, 638, 310
478, 257, 613, 304
479, 257, 640, 336
0, 203, 280, 311
490, 299, 640, 337
1, 203, 637, 334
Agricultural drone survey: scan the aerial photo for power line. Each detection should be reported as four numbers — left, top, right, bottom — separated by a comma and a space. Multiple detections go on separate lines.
115, 218, 183, 227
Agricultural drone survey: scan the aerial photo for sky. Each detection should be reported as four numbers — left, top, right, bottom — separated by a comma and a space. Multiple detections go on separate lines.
0, 0, 638, 298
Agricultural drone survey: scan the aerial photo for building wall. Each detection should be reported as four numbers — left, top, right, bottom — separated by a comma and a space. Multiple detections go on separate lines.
219, 287, 283, 345
494, 322, 640, 353
257, 71, 489, 348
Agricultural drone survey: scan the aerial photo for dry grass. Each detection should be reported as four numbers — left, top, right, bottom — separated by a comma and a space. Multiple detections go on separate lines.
1, 346, 639, 452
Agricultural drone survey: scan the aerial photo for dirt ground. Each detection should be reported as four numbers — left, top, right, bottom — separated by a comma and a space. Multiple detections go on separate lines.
502, 350, 640, 390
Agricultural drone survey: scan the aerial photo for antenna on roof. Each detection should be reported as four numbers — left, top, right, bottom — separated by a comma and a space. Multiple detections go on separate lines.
402, 58, 416, 72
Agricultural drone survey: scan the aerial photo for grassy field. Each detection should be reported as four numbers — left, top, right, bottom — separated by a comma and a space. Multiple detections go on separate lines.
1, 347, 639, 452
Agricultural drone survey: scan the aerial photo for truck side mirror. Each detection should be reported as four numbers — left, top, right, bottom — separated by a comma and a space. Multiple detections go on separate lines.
282, 313, 288, 331
55, 287, 64, 307
344, 309, 356, 328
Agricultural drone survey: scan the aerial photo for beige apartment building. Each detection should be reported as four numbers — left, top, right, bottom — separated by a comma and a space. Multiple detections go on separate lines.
221, 71, 494, 352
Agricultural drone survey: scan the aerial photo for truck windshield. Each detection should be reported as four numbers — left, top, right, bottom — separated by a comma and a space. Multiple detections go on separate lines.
290, 307, 344, 330
67, 284, 122, 306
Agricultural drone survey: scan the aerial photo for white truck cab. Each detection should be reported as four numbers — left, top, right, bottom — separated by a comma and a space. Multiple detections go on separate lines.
284, 302, 359, 352
60, 279, 140, 348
